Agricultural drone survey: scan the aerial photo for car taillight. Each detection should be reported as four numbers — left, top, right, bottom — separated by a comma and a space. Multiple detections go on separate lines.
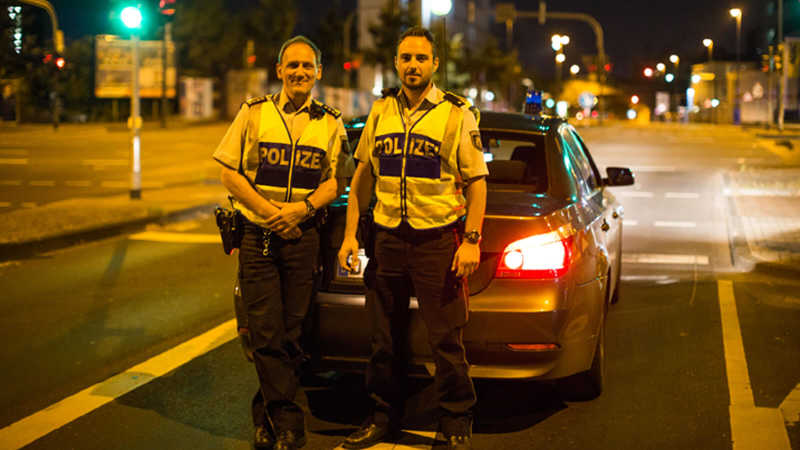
495, 231, 574, 279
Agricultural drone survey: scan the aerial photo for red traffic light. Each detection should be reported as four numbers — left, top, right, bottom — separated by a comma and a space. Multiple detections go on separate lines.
55, 57, 65, 69
159, 0, 176, 15
343, 61, 352, 71
643, 67, 654, 78
43, 53, 53, 63
604, 63, 612, 72
630, 94, 640, 104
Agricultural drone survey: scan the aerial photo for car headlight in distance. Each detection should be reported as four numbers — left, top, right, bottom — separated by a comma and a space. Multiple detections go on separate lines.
495, 231, 574, 279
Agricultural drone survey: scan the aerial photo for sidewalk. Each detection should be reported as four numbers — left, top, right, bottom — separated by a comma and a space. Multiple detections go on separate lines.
0, 182, 228, 261
727, 168, 800, 272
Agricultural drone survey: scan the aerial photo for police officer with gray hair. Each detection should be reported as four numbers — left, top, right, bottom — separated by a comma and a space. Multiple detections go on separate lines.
213, 36, 352, 450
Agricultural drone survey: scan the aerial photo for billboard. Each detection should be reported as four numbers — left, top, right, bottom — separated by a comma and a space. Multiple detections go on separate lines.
95, 34, 176, 98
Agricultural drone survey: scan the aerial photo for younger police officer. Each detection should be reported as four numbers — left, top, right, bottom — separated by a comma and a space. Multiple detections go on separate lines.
338, 27, 488, 450
213, 36, 351, 450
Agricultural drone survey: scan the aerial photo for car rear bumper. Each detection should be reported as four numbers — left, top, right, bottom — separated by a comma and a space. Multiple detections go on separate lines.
311, 278, 601, 380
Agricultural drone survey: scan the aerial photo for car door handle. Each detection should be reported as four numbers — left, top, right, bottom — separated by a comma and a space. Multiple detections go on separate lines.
601, 220, 610, 232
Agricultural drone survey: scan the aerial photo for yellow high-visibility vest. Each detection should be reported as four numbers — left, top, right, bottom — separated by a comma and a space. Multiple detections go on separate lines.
368, 94, 465, 230
251, 96, 331, 204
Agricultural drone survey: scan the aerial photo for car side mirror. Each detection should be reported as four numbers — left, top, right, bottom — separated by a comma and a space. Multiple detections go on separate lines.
603, 167, 634, 186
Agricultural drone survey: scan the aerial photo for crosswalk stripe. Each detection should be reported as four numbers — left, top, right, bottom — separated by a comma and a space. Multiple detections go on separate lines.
129, 231, 220, 244
623, 254, 709, 265
0, 320, 238, 449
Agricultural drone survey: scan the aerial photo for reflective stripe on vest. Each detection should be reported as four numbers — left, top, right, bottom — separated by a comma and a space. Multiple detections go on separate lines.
370, 97, 465, 230
255, 99, 330, 203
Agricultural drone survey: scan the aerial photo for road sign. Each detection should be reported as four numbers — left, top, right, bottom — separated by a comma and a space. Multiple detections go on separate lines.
95, 34, 176, 98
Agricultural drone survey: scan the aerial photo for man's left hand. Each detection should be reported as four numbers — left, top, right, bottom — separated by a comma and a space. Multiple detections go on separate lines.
264, 200, 307, 232
451, 242, 480, 278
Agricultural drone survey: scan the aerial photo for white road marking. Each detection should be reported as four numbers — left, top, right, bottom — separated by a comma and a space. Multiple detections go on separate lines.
619, 191, 654, 198
631, 165, 676, 172
717, 280, 791, 450
665, 192, 700, 199
0, 149, 27, 156
28, 180, 56, 187
0, 319, 238, 450
0, 180, 22, 186
65, 180, 91, 187
100, 181, 128, 188
780, 382, 800, 425
129, 231, 220, 244
81, 159, 128, 167
622, 254, 709, 265
727, 188, 800, 197
623, 220, 638, 226
0, 158, 28, 165
620, 275, 672, 281
333, 431, 439, 449
654, 221, 697, 228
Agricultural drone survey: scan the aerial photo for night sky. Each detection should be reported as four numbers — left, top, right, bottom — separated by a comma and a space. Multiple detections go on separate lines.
48, 0, 776, 80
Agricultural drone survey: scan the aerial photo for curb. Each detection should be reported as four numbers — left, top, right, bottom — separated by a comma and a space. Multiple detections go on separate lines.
722, 173, 800, 277
0, 202, 218, 263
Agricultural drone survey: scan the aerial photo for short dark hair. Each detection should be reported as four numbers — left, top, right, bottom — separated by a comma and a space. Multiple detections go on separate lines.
278, 35, 322, 66
397, 26, 437, 59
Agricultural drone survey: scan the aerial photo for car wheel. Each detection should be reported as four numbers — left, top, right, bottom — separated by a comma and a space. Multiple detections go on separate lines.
557, 316, 605, 401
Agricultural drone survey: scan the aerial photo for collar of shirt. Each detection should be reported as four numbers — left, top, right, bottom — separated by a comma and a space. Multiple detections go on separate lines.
398, 83, 442, 119
277, 89, 313, 115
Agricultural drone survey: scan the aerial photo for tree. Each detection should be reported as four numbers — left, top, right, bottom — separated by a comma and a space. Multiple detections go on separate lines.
172, 0, 296, 81
363, 0, 417, 86
452, 35, 528, 108
312, 1, 352, 87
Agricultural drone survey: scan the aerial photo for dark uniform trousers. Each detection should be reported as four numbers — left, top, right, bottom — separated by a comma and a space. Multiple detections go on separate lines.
238, 219, 319, 433
366, 221, 476, 435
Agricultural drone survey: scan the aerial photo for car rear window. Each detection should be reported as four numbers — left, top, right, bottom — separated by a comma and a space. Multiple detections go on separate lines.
480, 131, 547, 192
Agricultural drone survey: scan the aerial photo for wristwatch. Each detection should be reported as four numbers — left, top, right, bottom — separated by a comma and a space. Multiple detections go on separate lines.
464, 230, 481, 244
303, 198, 316, 218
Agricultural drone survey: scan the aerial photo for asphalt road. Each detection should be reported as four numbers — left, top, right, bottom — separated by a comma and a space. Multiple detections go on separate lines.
0, 123, 226, 211
1, 123, 799, 449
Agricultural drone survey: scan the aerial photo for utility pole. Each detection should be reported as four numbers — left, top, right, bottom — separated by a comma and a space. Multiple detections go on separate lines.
778, 0, 785, 131
495, 2, 607, 121
161, 22, 171, 128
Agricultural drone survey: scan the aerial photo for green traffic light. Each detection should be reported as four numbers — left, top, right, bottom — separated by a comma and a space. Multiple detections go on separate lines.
665, 73, 675, 83
120, 6, 143, 29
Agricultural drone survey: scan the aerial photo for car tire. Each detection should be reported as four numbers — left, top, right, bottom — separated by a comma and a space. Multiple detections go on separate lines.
557, 315, 605, 401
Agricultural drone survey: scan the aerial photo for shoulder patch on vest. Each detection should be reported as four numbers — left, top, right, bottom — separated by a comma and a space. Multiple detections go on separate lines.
313, 100, 342, 119
443, 91, 466, 107
381, 87, 400, 98
243, 95, 270, 108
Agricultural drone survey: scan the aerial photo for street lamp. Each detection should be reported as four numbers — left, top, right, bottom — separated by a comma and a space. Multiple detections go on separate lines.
570, 64, 580, 75
730, 8, 742, 124
431, 0, 452, 87
121, 5, 142, 199
703, 38, 713, 62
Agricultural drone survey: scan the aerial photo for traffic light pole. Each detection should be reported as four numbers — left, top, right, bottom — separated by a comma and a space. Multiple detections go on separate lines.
778, 0, 785, 131
131, 33, 142, 199
498, 5, 607, 122
160, 22, 171, 128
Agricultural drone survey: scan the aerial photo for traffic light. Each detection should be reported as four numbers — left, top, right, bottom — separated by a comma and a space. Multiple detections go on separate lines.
643, 67, 654, 78
630, 95, 640, 105
775, 45, 783, 72
343, 59, 361, 71
159, 0, 176, 17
